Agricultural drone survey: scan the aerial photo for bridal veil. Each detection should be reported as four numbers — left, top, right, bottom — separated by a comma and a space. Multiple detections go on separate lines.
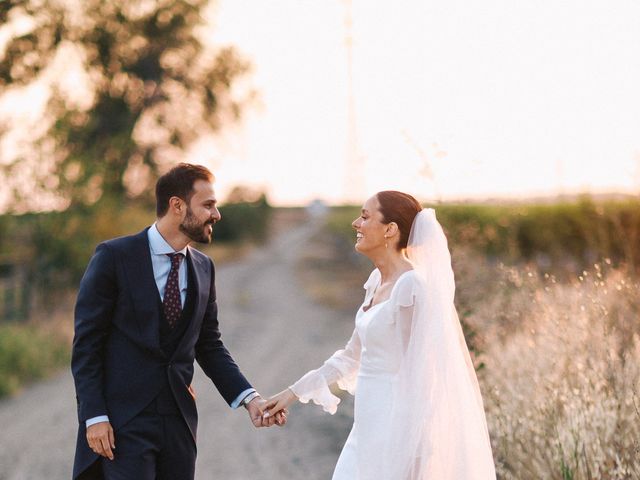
383, 208, 496, 479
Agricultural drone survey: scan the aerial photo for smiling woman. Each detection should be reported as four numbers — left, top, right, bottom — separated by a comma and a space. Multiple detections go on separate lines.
352, 191, 421, 256
265, 192, 496, 479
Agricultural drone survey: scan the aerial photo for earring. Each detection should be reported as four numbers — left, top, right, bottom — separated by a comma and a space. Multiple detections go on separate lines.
384, 235, 389, 249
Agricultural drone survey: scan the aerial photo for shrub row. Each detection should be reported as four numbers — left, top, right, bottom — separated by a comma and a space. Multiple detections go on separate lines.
0, 194, 271, 319
0, 325, 69, 397
326, 197, 640, 274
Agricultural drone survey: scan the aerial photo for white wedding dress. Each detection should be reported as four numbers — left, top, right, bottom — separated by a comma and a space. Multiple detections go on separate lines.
290, 209, 496, 480
290, 268, 419, 479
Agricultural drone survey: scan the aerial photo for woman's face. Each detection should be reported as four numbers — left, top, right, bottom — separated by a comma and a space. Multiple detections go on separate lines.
352, 195, 388, 254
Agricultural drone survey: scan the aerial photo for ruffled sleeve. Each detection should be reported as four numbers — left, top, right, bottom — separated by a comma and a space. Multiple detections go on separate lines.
289, 270, 379, 414
362, 268, 381, 307
363, 268, 381, 290
389, 270, 418, 312
289, 328, 361, 414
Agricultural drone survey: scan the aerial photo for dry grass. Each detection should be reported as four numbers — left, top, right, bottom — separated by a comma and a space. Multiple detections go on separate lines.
298, 226, 640, 479
471, 261, 640, 479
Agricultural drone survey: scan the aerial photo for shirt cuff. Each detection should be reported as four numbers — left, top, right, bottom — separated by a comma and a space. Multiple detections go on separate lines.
230, 388, 257, 409
86, 415, 110, 428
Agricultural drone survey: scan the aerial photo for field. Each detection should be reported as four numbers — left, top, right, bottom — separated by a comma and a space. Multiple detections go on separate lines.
1, 199, 639, 478
0, 198, 271, 397
306, 199, 640, 479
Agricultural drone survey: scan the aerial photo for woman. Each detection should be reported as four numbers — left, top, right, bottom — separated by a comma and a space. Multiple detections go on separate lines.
265, 191, 496, 479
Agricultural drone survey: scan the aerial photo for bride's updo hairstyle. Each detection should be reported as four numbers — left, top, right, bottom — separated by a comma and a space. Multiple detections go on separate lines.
376, 191, 423, 251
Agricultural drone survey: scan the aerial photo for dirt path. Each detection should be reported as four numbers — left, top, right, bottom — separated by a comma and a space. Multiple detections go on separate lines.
0, 211, 357, 480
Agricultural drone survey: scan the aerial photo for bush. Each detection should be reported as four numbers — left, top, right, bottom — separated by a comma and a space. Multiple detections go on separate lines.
0, 325, 69, 397
0, 192, 272, 315
326, 198, 640, 275
214, 194, 271, 243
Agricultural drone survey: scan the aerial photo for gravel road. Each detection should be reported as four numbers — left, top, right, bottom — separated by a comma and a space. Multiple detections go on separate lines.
0, 211, 357, 480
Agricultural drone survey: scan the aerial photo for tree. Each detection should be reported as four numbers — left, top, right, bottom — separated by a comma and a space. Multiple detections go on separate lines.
0, 0, 253, 210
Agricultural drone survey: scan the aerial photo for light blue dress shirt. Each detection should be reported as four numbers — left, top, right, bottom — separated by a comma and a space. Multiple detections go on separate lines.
148, 223, 188, 305
85, 224, 254, 428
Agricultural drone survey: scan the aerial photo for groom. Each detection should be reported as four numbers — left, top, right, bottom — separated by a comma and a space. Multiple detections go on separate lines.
71, 163, 281, 479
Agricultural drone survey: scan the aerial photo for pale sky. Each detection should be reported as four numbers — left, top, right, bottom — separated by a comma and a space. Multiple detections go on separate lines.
1, 1, 639, 208
200, 0, 640, 205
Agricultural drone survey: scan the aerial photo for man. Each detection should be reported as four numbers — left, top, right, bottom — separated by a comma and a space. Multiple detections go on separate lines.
71, 163, 283, 479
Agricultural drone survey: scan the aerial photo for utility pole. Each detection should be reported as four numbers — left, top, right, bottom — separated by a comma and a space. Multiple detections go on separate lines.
342, 0, 365, 204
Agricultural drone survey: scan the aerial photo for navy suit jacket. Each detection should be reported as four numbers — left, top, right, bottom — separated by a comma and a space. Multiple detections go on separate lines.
71, 228, 252, 479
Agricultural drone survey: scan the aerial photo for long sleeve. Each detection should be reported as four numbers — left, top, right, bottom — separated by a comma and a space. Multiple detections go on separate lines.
71, 243, 117, 423
290, 269, 381, 415
289, 326, 362, 414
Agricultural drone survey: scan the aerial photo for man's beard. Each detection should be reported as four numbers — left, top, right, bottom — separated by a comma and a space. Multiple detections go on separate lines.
179, 207, 213, 244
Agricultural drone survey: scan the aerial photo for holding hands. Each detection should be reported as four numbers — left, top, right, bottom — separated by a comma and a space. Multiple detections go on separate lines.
263, 388, 298, 421
245, 395, 288, 427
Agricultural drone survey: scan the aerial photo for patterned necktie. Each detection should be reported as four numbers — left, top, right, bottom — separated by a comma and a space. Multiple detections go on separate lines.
163, 253, 184, 328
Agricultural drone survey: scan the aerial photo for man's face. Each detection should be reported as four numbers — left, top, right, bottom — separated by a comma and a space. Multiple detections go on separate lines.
179, 180, 221, 244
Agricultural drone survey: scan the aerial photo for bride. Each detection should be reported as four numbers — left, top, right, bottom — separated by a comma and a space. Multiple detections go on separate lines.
265, 191, 496, 479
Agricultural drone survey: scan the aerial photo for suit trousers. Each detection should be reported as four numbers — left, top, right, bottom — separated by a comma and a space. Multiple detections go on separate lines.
101, 395, 196, 480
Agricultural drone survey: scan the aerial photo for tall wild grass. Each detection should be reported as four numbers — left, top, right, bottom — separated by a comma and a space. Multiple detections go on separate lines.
465, 259, 640, 479
322, 201, 640, 479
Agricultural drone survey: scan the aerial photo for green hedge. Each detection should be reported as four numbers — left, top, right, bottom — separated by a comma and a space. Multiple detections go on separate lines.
214, 194, 271, 243
327, 197, 640, 273
0, 196, 271, 299
0, 325, 69, 397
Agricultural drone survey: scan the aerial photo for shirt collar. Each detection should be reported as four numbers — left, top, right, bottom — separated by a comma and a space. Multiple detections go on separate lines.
148, 223, 189, 257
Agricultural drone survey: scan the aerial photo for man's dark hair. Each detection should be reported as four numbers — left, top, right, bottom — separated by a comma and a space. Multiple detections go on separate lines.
156, 163, 214, 217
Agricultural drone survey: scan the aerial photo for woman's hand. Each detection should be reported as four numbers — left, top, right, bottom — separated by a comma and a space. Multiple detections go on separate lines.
263, 388, 298, 420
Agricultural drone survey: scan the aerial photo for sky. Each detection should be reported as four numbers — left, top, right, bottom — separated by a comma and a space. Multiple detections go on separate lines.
1, 1, 639, 208
197, 0, 640, 205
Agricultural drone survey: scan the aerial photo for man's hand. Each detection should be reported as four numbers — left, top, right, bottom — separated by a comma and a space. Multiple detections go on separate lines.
86, 421, 115, 460
245, 397, 287, 428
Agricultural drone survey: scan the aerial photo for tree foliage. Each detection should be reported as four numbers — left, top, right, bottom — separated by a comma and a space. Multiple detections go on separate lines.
0, 0, 253, 210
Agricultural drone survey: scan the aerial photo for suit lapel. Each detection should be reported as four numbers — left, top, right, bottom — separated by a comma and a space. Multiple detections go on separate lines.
122, 228, 163, 354
188, 246, 211, 324
121, 232, 211, 358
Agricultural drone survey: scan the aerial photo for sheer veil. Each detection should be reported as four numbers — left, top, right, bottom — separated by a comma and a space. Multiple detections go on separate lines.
383, 208, 496, 479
